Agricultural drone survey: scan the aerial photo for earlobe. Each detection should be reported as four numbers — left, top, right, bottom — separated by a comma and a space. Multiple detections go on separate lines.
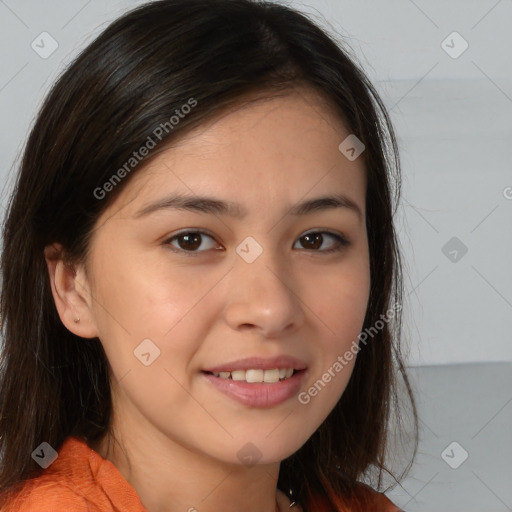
44, 243, 99, 338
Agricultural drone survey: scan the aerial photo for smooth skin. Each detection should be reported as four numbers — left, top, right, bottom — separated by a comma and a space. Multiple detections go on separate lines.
45, 86, 370, 512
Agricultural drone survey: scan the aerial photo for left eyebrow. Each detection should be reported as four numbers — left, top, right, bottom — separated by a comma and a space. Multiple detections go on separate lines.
134, 193, 363, 222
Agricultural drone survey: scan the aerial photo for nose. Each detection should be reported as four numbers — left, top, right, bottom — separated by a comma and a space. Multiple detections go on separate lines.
223, 245, 305, 338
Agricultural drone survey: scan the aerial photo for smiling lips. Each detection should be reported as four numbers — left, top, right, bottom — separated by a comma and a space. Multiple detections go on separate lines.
201, 355, 307, 407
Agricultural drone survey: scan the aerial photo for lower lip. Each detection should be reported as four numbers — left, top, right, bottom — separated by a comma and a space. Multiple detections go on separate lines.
201, 370, 307, 408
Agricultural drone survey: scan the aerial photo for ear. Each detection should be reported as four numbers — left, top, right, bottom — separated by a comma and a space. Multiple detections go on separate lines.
44, 242, 99, 338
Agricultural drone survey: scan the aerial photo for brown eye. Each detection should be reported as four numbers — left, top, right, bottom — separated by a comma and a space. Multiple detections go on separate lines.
164, 229, 349, 256
175, 233, 202, 251
165, 230, 219, 254
294, 231, 350, 253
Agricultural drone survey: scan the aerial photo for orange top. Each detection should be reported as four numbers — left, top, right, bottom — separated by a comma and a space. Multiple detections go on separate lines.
1, 436, 402, 511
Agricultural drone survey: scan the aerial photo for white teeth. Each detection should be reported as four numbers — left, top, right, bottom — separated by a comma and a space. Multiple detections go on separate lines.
210, 368, 296, 382
246, 369, 263, 383
263, 368, 280, 383
231, 370, 246, 381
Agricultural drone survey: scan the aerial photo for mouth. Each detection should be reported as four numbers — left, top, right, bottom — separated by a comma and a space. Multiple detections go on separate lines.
200, 355, 308, 407
200, 359, 307, 408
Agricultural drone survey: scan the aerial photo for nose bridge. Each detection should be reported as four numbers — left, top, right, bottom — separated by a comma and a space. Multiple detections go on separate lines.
224, 234, 303, 335
235, 232, 287, 287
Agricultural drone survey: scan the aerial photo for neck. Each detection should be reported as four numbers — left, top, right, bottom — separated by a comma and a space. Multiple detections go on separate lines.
91, 422, 295, 512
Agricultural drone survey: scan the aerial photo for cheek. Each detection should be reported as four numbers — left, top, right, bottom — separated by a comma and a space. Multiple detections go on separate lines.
302, 256, 369, 398
89, 267, 201, 425
86, 248, 204, 389
89, 241, 200, 335
309, 256, 370, 337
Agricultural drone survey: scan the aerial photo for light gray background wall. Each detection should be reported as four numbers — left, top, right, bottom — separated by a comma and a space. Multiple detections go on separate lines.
0, 0, 511, 366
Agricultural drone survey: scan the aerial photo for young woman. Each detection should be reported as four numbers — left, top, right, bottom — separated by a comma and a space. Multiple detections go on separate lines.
0, 1, 418, 510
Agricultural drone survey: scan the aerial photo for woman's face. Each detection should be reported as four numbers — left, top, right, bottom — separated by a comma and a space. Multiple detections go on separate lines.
78, 87, 370, 465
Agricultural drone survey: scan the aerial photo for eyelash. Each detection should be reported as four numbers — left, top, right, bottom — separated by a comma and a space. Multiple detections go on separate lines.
163, 229, 350, 256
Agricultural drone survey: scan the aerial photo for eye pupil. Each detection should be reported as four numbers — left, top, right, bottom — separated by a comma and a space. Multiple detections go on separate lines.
179, 233, 201, 251
302, 233, 322, 250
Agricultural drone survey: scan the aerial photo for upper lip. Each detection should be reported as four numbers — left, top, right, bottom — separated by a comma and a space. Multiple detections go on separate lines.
202, 355, 307, 373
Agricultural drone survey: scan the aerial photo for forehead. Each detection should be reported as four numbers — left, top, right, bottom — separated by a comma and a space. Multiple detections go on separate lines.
106, 86, 366, 218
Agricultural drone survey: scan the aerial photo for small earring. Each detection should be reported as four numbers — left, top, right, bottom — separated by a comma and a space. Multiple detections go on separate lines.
288, 488, 297, 508
74, 315, 80, 323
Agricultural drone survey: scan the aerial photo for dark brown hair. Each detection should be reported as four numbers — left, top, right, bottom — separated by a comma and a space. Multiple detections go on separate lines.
0, 0, 418, 509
